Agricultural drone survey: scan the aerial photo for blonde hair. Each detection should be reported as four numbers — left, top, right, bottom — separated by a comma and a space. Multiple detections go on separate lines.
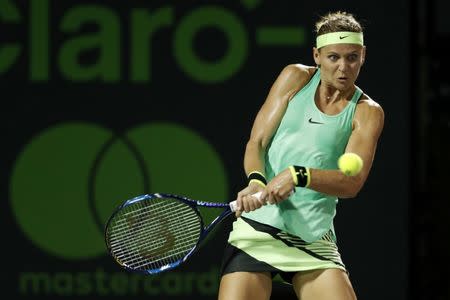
315, 11, 363, 36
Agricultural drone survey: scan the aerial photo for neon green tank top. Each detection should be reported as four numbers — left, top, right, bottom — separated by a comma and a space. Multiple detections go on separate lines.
242, 68, 362, 242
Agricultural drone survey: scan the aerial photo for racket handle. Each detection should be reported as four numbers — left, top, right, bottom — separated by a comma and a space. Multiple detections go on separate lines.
229, 189, 295, 212
229, 191, 263, 212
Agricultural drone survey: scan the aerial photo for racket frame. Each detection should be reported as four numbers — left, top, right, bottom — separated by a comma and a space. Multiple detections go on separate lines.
105, 193, 235, 274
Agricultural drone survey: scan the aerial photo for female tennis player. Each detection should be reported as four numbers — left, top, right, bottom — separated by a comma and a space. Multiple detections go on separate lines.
218, 11, 384, 300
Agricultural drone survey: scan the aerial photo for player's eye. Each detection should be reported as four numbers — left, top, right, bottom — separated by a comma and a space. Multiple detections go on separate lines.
347, 54, 358, 61
328, 55, 338, 61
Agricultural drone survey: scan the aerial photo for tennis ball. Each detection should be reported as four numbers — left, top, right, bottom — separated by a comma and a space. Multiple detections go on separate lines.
338, 153, 363, 176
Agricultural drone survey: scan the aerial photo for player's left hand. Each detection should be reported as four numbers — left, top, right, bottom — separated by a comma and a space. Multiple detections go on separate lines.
235, 183, 267, 217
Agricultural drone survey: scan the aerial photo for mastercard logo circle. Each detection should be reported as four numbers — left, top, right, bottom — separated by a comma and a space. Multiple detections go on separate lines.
10, 122, 228, 260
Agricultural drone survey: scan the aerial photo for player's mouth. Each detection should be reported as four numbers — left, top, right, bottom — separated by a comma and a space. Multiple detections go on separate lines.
337, 76, 348, 82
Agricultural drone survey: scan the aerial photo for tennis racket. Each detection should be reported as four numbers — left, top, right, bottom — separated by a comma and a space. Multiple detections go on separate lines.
105, 192, 261, 274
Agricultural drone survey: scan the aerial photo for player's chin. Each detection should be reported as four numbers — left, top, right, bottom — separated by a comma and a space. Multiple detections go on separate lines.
335, 77, 355, 89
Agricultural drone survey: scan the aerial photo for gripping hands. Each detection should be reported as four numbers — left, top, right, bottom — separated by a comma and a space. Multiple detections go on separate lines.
234, 168, 296, 217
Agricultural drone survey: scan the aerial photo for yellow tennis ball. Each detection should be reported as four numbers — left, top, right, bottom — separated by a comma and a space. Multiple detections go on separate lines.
338, 153, 363, 176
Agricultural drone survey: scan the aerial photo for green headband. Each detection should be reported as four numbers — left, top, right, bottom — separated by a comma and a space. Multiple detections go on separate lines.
316, 31, 364, 49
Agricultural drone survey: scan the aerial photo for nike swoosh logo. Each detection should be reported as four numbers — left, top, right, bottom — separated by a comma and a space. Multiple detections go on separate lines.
339, 35, 349, 39
308, 118, 324, 124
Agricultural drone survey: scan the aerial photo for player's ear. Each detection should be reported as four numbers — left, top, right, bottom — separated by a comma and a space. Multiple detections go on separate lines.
313, 47, 320, 66
361, 46, 366, 65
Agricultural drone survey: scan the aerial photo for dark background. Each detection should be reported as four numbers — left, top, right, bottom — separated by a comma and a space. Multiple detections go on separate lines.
1, 0, 448, 299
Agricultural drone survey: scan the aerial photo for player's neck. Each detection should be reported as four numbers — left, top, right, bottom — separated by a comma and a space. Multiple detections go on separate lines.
318, 84, 355, 104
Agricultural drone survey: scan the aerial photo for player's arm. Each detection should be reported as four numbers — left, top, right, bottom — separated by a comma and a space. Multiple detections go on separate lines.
307, 99, 385, 198
244, 65, 312, 175
236, 64, 313, 213
268, 98, 385, 201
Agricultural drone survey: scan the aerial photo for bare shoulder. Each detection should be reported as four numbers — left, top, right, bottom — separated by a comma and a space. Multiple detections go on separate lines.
280, 64, 315, 83
356, 94, 384, 118
277, 64, 316, 101
354, 94, 385, 132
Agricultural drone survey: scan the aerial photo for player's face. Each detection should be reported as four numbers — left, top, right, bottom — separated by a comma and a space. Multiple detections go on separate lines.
313, 44, 366, 90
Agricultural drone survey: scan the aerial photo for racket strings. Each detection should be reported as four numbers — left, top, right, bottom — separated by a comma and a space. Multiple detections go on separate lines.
107, 197, 202, 271
110, 201, 198, 268
108, 203, 199, 245
111, 218, 199, 266
109, 201, 199, 270
109, 206, 199, 240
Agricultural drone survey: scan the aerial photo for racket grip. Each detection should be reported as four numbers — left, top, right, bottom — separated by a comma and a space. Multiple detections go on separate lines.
229, 201, 238, 212
229, 191, 263, 212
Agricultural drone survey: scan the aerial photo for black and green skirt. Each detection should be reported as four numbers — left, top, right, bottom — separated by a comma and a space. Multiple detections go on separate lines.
221, 217, 346, 283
